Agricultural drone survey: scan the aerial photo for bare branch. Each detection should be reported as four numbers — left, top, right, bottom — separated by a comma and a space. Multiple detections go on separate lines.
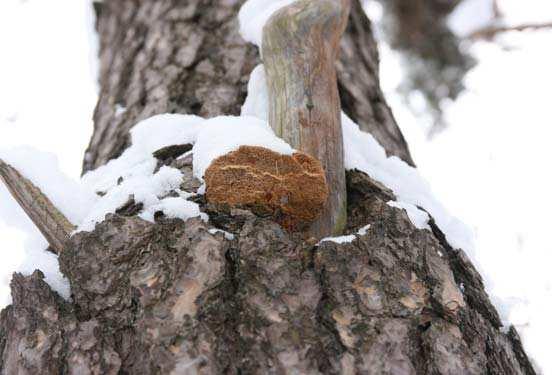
469, 21, 552, 40
0, 159, 75, 254
263, 0, 350, 238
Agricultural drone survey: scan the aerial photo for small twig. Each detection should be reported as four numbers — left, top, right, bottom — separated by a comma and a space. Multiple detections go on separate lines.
468, 21, 552, 40
0, 159, 75, 254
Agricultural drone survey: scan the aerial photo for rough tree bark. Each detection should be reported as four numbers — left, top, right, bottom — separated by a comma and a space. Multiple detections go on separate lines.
82, 0, 413, 173
0, 0, 536, 374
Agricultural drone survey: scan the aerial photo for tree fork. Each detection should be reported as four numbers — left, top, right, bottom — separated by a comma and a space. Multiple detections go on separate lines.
263, 0, 350, 237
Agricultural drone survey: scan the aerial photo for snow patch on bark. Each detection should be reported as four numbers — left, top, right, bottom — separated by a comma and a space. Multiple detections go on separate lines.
139, 197, 208, 224
319, 234, 356, 244
208, 228, 235, 240
357, 224, 371, 236
320, 225, 372, 244
387, 201, 430, 230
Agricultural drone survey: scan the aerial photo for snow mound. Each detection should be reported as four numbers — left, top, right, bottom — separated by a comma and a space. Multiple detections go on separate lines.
342, 112, 474, 250
0, 114, 294, 298
80, 114, 293, 232
192, 116, 293, 180
238, 0, 297, 47
1, 114, 293, 236
387, 201, 430, 230
0, 147, 95, 300
0, 146, 97, 225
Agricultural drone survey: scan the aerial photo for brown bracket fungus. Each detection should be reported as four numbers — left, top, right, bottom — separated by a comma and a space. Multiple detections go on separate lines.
204, 145, 328, 231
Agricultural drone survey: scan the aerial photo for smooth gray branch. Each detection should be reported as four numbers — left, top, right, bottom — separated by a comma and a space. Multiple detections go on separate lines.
263, 0, 351, 238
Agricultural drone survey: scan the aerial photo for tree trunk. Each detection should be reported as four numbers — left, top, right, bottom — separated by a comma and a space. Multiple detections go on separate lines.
82, 0, 413, 173
0, 1, 536, 374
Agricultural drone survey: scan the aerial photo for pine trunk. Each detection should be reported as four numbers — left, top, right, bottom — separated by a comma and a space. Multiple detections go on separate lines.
0, 1, 536, 374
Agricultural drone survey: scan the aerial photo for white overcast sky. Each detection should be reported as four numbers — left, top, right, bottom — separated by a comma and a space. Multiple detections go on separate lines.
0, 0, 551, 373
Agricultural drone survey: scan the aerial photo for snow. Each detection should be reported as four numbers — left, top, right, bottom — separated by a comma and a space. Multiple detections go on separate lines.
15, 235, 71, 301
81, 114, 293, 232
362, 1, 383, 24
115, 104, 127, 117
192, 116, 293, 180
0, 0, 550, 372
320, 224, 372, 244
208, 228, 236, 241
238, 0, 297, 47
140, 197, 208, 223
241, 65, 269, 121
0, 147, 96, 300
0, 147, 96, 226
238, 61, 474, 254
387, 201, 430, 230
319, 234, 356, 244
79, 163, 188, 232
448, 0, 495, 37
0, 113, 294, 298
357, 224, 371, 236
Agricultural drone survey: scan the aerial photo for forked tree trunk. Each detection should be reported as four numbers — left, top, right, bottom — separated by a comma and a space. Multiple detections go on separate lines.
0, 1, 536, 374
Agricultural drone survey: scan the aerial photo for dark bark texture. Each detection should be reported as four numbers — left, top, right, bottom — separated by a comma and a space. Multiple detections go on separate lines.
83, 0, 413, 173
0, 171, 536, 374
0, 0, 536, 374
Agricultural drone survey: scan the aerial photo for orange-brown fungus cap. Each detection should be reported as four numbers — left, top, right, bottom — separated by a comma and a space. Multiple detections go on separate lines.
204, 145, 329, 231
